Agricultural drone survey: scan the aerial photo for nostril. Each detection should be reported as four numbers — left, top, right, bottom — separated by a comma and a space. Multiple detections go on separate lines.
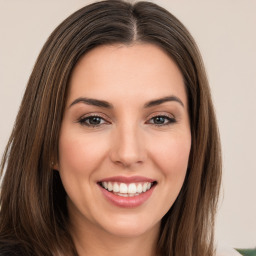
109, 133, 146, 167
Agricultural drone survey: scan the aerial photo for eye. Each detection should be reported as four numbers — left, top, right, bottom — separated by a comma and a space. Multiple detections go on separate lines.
78, 115, 109, 127
147, 115, 176, 126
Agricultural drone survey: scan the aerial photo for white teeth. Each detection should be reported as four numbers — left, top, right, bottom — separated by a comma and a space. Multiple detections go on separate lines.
118, 193, 128, 197
101, 181, 154, 196
107, 182, 113, 192
103, 182, 108, 189
120, 183, 128, 193
137, 183, 143, 193
113, 182, 119, 192
142, 183, 148, 192
128, 183, 137, 193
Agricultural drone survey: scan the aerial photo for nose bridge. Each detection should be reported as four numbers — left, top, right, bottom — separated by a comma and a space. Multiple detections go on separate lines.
110, 120, 145, 167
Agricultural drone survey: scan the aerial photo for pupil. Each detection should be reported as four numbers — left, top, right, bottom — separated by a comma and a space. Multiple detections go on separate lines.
90, 117, 101, 125
154, 116, 165, 124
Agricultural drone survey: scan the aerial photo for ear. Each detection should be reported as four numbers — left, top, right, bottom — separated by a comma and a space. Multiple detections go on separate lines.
52, 161, 59, 171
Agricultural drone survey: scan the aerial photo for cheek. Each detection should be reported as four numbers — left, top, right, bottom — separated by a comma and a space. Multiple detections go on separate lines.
150, 134, 191, 179
57, 130, 110, 215
58, 131, 108, 175
147, 133, 191, 217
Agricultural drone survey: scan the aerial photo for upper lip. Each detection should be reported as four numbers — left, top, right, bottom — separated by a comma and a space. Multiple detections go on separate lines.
98, 176, 156, 183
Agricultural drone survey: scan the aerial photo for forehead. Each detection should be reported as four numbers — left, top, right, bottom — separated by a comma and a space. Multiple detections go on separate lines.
67, 43, 187, 107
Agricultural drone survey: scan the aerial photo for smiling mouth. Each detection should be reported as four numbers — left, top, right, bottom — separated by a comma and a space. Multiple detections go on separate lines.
98, 181, 157, 197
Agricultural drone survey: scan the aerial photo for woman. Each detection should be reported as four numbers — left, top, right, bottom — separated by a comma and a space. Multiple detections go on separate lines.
0, 0, 232, 255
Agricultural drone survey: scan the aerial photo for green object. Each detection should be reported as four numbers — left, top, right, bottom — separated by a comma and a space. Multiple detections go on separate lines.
236, 248, 256, 256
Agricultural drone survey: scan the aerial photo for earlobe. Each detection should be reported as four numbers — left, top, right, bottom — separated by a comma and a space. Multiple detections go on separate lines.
52, 161, 59, 171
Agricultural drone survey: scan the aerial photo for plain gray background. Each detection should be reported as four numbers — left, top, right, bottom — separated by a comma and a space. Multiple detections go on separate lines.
0, 0, 255, 249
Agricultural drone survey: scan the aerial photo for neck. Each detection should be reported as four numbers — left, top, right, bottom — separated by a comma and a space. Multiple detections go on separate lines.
69, 209, 160, 256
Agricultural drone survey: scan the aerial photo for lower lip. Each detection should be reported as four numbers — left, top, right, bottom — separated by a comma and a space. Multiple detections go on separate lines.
98, 184, 156, 208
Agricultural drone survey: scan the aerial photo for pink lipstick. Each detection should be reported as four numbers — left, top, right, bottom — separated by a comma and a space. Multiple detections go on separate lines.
97, 176, 157, 208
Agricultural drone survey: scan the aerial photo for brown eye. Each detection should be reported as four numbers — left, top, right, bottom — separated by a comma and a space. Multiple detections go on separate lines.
148, 115, 176, 126
79, 115, 107, 127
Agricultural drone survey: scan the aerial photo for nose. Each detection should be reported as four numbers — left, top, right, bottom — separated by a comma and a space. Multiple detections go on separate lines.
109, 123, 146, 168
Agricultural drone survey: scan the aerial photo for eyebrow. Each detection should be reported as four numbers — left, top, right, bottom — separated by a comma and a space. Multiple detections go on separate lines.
69, 97, 113, 109
144, 96, 184, 108
69, 95, 184, 109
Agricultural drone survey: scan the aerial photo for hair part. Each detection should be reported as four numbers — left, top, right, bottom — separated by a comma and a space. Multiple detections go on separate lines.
0, 1, 221, 255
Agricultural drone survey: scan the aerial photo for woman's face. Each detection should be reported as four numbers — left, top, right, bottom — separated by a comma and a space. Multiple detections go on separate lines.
57, 43, 191, 238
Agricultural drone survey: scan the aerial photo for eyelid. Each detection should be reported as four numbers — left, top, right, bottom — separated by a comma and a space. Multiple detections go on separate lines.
145, 112, 176, 126
146, 112, 175, 120
76, 111, 176, 127
77, 112, 111, 126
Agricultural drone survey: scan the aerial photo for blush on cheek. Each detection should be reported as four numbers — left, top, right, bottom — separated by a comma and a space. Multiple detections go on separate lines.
58, 133, 109, 175
155, 140, 190, 178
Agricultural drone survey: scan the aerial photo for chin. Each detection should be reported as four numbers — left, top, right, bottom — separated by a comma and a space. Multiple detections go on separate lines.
99, 214, 160, 238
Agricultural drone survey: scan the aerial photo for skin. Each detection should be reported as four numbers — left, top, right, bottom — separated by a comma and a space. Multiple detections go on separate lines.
56, 43, 191, 256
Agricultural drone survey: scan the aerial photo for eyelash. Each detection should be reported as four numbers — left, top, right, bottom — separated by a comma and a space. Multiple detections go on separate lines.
78, 114, 176, 127
147, 115, 176, 126
78, 114, 109, 127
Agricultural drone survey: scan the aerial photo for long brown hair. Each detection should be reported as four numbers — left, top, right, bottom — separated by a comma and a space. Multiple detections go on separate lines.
0, 1, 221, 255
